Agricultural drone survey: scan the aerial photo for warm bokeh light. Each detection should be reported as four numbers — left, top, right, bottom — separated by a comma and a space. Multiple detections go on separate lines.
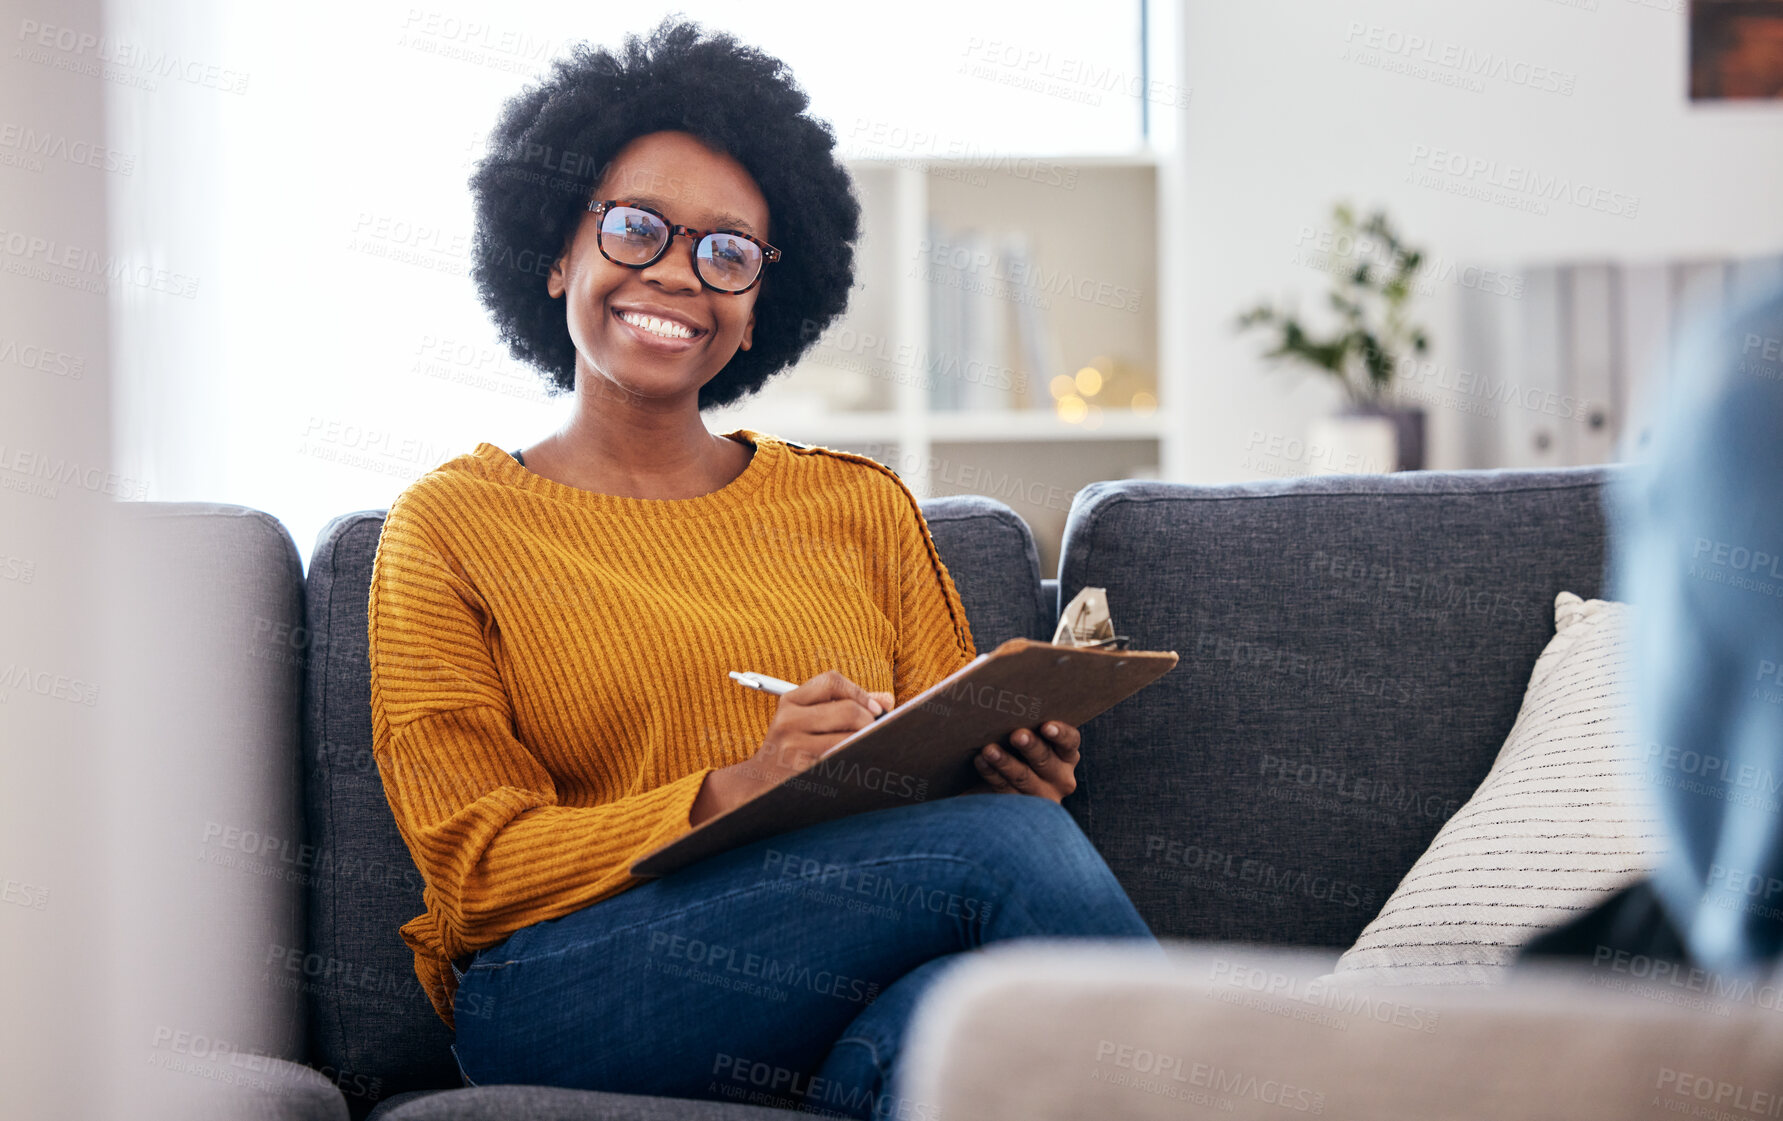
1048, 375, 1078, 401
1074, 366, 1103, 396
1131, 391, 1158, 415
1055, 395, 1088, 423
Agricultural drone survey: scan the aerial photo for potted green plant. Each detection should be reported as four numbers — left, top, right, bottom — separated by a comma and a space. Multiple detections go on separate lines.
1235, 203, 1431, 471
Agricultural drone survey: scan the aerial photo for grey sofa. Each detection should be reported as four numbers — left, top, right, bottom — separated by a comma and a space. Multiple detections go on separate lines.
158, 462, 1624, 1119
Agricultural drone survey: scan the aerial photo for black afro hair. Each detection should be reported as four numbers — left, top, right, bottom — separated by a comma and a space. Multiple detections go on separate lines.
467, 15, 862, 408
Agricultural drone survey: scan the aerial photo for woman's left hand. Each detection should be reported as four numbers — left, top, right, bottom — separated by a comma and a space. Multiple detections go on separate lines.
970, 720, 1081, 802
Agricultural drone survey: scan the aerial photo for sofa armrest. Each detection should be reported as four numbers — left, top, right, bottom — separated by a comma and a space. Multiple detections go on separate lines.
256, 1060, 353, 1121
136, 1053, 349, 1120
900, 942, 1783, 1120
111, 504, 308, 1056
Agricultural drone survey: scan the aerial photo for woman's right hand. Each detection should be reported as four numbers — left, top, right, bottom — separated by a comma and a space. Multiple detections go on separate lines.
688, 670, 895, 826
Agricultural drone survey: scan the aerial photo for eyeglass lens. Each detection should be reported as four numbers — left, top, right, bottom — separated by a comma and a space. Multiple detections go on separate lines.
598, 205, 762, 291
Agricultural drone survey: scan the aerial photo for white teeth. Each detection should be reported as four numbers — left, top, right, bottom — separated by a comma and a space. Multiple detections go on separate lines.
617, 310, 697, 340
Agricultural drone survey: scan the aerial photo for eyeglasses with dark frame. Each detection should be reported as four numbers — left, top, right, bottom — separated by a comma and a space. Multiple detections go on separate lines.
587, 199, 782, 295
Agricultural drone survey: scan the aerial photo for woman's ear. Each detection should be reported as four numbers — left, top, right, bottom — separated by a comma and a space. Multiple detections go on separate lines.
547, 256, 567, 299
740, 311, 753, 351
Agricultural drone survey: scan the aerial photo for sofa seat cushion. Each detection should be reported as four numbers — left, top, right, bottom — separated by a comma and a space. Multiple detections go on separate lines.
365, 1086, 796, 1119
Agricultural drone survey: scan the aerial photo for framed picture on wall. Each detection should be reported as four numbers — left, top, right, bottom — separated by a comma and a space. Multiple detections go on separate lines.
1691, 0, 1783, 99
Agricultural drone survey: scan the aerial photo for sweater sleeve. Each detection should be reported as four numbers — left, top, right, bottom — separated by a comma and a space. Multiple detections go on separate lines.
890, 488, 979, 705
366, 498, 714, 960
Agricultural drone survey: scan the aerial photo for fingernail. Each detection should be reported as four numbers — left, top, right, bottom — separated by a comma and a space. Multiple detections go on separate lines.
985, 746, 1001, 760
868, 699, 884, 715
1045, 723, 1058, 734
1013, 731, 1029, 744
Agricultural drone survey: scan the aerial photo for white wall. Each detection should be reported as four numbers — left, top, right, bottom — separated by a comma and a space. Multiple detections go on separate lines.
1165, 0, 1783, 480
101, 0, 1149, 569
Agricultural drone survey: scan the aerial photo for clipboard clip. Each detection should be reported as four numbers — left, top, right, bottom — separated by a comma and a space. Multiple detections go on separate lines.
1079, 635, 1131, 650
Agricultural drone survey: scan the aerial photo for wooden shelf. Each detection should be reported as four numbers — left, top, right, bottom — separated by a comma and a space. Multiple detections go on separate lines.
928, 408, 1164, 442
710, 149, 1183, 579
711, 406, 1166, 447
712, 407, 903, 446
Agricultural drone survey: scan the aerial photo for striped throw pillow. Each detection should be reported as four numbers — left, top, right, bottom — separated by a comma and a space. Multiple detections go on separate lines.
1332, 592, 1665, 985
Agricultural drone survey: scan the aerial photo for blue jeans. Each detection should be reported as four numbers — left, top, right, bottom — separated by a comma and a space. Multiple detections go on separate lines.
449, 793, 1157, 1119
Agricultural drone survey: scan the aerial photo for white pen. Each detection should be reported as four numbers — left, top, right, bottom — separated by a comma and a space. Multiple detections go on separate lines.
727, 670, 799, 696
729, 670, 889, 719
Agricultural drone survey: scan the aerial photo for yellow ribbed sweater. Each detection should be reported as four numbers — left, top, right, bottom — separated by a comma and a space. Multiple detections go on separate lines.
366, 429, 978, 1028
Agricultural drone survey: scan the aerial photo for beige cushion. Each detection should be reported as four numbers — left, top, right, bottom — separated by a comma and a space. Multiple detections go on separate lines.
900, 943, 1783, 1121
1333, 592, 1665, 985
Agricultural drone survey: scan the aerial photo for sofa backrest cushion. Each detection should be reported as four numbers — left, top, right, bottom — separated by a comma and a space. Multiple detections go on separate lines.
924, 496, 1052, 649
300, 493, 1043, 1095
1058, 467, 1616, 950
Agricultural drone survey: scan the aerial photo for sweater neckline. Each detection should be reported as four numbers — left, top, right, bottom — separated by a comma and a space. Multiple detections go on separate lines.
470, 428, 779, 519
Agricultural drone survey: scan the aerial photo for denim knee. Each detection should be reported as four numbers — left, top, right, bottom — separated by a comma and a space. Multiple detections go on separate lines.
929, 795, 1148, 939
941, 795, 1109, 881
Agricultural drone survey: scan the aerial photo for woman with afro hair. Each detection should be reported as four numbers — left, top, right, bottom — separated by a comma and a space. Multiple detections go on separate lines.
366, 16, 1157, 1119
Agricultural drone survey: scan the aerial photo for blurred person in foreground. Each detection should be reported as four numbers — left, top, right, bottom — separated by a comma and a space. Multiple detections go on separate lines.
1524, 278, 1783, 976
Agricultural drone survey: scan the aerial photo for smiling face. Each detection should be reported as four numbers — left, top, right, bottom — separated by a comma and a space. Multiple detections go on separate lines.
547, 130, 771, 404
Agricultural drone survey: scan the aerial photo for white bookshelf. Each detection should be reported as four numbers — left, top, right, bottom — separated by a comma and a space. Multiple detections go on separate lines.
708, 151, 1179, 575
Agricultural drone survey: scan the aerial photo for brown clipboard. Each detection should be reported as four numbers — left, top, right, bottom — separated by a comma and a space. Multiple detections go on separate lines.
629, 636, 1180, 877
